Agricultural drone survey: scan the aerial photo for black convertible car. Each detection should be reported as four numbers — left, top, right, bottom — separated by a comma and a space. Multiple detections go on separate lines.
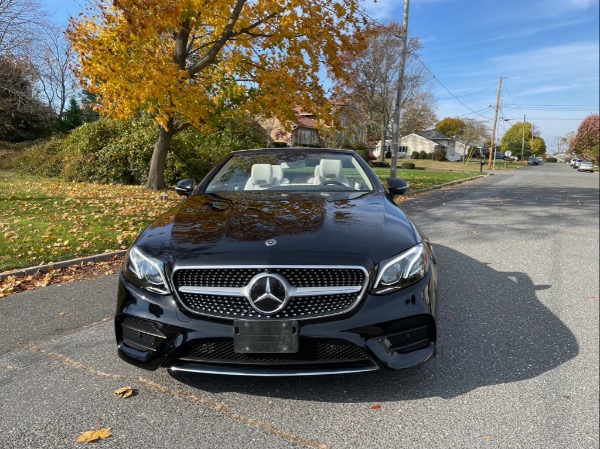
116, 148, 438, 376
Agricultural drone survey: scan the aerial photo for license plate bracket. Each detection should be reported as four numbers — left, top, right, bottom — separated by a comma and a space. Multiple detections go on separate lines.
233, 320, 299, 354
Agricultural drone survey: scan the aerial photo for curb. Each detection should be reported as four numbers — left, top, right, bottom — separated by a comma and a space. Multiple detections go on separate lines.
1, 174, 490, 282
403, 174, 487, 197
0, 251, 126, 281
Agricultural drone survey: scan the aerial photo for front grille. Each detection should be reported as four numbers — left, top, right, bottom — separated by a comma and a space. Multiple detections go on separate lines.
173, 266, 367, 320
177, 339, 370, 365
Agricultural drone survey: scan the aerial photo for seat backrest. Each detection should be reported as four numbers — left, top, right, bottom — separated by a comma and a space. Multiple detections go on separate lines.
271, 165, 290, 184
244, 164, 280, 190
319, 159, 343, 181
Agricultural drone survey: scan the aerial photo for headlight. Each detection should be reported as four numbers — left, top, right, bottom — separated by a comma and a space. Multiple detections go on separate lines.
123, 246, 170, 294
372, 243, 429, 294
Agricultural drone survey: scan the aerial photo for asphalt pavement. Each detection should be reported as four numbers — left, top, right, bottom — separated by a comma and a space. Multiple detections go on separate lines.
0, 163, 598, 449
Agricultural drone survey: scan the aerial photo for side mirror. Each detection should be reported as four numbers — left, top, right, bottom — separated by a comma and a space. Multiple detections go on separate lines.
387, 177, 409, 197
175, 179, 196, 197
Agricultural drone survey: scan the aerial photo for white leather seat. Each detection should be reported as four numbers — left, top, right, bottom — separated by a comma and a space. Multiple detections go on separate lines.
244, 164, 280, 190
271, 165, 290, 184
314, 160, 352, 187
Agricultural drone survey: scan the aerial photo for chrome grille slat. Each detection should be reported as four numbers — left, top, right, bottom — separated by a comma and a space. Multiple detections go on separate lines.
173, 266, 368, 320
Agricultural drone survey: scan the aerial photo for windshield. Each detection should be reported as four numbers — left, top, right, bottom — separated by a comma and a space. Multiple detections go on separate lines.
204, 151, 375, 195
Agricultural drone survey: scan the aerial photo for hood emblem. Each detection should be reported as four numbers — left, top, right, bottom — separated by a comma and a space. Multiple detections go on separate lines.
247, 273, 289, 315
265, 239, 277, 247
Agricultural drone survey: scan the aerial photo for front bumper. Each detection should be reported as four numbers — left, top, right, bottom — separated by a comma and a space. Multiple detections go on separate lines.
115, 270, 438, 376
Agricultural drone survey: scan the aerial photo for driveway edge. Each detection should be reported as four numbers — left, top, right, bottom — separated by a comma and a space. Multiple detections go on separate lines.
0, 251, 127, 281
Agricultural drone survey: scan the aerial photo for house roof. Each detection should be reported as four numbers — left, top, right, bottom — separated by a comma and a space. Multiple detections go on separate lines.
293, 107, 317, 129
418, 130, 453, 141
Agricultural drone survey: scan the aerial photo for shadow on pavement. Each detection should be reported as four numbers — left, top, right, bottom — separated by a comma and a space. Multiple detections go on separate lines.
171, 244, 579, 401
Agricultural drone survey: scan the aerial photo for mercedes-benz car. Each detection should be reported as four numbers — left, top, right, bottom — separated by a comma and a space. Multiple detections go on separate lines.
116, 148, 438, 376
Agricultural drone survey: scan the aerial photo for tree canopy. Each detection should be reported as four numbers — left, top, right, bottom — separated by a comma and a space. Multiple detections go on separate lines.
332, 22, 433, 162
0, 56, 54, 141
569, 114, 600, 162
68, 0, 368, 189
435, 117, 465, 138
500, 121, 546, 158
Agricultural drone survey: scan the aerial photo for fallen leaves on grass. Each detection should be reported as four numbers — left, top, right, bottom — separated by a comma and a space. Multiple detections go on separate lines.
76, 428, 112, 443
0, 256, 124, 299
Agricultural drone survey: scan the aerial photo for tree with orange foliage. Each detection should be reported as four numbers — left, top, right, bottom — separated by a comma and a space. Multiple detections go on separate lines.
67, 0, 367, 189
569, 114, 600, 162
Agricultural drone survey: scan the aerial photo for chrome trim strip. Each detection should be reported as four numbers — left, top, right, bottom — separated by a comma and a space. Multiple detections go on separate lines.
177, 285, 363, 297
293, 286, 363, 296
178, 286, 245, 296
168, 364, 378, 377
172, 264, 370, 271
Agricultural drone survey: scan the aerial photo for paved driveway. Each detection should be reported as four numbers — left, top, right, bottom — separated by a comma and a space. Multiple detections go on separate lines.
1, 164, 598, 448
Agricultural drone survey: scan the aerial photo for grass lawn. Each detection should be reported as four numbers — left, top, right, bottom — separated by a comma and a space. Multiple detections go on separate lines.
0, 171, 180, 272
391, 158, 524, 172
372, 166, 481, 191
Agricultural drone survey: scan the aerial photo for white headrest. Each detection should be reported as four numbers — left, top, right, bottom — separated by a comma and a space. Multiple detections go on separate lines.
319, 159, 342, 180
271, 165, 284, 181
251, 164, 273, 186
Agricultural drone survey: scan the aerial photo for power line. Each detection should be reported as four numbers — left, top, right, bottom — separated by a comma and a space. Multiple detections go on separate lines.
350, 3, 491, 119
436, 82, 498, 100
416, 57, 492, 119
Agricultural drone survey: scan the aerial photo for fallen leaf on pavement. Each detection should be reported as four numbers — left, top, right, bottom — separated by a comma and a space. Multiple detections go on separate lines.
114, 386, 134, 399
76, 428, 112, 443
370, 404, 382, 410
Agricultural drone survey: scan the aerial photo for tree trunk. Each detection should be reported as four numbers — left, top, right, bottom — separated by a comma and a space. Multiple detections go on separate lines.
379, 124, 387, 163
146, 120, 175, 190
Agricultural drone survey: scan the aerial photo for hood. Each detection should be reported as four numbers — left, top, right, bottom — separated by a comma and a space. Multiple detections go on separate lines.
136, 192, 419, 265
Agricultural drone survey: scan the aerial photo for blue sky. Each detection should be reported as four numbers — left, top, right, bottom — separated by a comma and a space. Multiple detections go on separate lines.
43, 0, 599, 151
363, 0, 600, 150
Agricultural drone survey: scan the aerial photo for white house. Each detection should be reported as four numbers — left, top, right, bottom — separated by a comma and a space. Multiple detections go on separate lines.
373, 140, 408, 159
417, 130, 467, 161
376, 131, 468, 161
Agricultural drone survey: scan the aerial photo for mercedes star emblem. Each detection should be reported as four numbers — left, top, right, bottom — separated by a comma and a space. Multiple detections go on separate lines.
247, 273, 289, 314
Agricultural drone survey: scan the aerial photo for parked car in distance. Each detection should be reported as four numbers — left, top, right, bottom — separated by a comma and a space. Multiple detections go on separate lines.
571, 159, 582, 169
116, 148, 439, 377
528, 157, 539, 165
578, 161, 594, 172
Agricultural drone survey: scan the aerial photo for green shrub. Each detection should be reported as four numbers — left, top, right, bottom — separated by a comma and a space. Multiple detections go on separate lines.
354, 149, 370, 162
10, 115, 266, 186
14, 136, 66, 178
400, 162, 416, 169
412, 151, 420, 159
167, 117, 265, 183
434, 149, 446, 161
546, 157, 557, 163
371, 161, 390, 168
419, 150, 427, 160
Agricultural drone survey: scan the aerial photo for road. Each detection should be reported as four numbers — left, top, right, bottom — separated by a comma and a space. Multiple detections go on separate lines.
1, 163, 598, 449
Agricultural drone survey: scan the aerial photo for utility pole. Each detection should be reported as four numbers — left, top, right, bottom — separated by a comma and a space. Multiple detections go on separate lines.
390, 0, 410, 178
521, 114, 526, 163
488, 76, 502, 170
